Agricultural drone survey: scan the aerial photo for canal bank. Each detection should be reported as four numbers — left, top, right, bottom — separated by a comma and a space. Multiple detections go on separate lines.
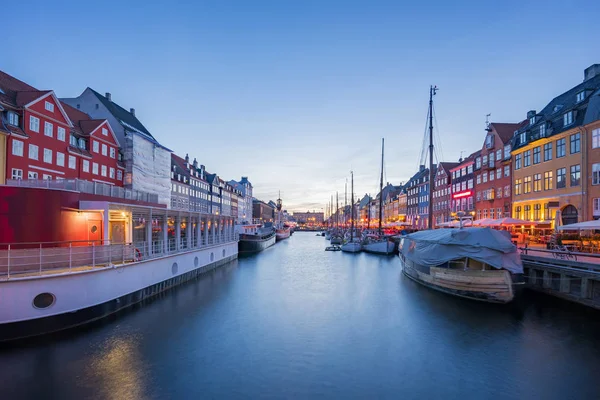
2, 232, 600, 399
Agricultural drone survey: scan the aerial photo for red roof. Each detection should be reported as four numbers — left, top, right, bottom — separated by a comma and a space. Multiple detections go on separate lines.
61, 101, 106, 136
15, 90, 51, 107
490, 121, 528, 144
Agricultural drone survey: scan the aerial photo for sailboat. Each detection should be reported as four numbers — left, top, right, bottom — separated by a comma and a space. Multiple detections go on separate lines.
398, 86, 524, 303
274, 192, 291, 241
363, 138, 396, 255
341, 171, 361, 253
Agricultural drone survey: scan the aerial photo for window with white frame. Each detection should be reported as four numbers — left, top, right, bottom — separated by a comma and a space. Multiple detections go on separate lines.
70, 135, 77, 147
109, 167, 115, 179
102, 128, 108, 136
28, 144, 39, 160
43, 174, 52, 180
504, 165, 510, 177
110, 147, 116, 158
12, 139, 24, 156
593, 129, 600, 149
83, 160, 90, 173
563, 111, 573, 126
117, 170, 123, 181
496, 168, 501, 179
92, 162, 99, 175
503, 144, 510, 159
68, 155, 76, 169
57, 127, 66, 141
93, 141, 99, 153
594, 198, 600, 216
44, 121, 53, 137
577, 91, 585, 103
29, 116, 40, 132
101, 165, 107, 177
476, 174, 481, 184
8, 112, 19, 126
101, 143, 107, 156
540, 124, 546, 138
11, 168, 23, 180
44, 101, 54, 112
592, 164, 600, 185
28, 171, 38, 179
43, 148, 52, 164
56, 152, 65, 167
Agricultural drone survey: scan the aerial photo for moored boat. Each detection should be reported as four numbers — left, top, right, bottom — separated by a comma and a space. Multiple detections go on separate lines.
363, 237, 395, 255
399, 228, 523, 303
340, 171, 362, 253
237, 224, 276, 254
274, 193, 291, 242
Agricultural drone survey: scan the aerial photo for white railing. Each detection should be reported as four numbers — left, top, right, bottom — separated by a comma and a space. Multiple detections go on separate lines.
0, 233, 239, 279
5, 179, 159, 204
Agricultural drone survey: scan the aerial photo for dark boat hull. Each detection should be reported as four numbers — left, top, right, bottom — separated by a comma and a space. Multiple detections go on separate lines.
238, 233, 276, 254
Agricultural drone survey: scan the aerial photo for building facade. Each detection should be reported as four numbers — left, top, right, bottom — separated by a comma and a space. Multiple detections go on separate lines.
433, 162, 459, 226
229, 177, 253, 224
293, 211, 325, 226
450, 154, 476, 215
253, 199, 274, 223
512, 64, 600, 227
474, 122, 523, 220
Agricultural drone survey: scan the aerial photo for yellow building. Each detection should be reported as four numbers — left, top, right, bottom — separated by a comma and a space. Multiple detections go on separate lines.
511, 64, 600, 228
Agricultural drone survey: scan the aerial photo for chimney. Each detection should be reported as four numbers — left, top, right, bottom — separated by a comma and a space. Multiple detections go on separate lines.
527, 110, 536, 119
193, 157, 198, 168
200, 164, 205, 171
130, 108, 135, 116
584, 64, 600, 82
105, 92, 111, 102
185, 153, 189, 164
419, 164, 425, 172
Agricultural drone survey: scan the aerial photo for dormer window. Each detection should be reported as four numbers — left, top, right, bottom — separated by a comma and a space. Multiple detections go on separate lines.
70, 134, 77, 146
519, 132, 526, 145
576, 91, 585, 103
540, 124, 546, 137
529, 116, 536, 125
7, 111, 19, 126
563, 111, 573, 126
78, 138, 86, 150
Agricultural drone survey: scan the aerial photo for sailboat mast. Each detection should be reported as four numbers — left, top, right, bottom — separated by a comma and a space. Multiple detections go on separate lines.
428, 85, 437, 230
345, 179, 347, 228
379, 138, 384, 235
336, 192, 339, 229
351, 171, 354, 241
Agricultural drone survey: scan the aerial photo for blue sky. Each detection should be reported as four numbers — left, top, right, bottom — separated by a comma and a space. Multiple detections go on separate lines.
3, 0, 599, 212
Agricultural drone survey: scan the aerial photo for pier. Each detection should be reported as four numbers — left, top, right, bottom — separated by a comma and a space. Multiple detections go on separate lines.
520, 247, 600, 309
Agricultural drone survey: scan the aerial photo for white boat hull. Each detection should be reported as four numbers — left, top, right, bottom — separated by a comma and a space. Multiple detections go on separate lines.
341, 242, 362, 253
363, 240, 395, 255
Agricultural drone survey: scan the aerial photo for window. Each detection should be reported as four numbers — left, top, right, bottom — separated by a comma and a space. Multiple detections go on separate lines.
56, 152, 65, 167
523, 176, 532, 193
556, 138, 566, 158
43, 174, 52, 180
504, 185, 510, 198
593, 129, 600, 149
83, 160, 90, 173
461, 181, 466, 191
504, 144, 511, 160
524, 205, 531, 220
12, 139, 24, 156
92, 163, 99, 175
43, 148, 52, 164
544, 142, 552, 161
44, 101, 54, 112
109, 167, 115, 179
101, 165, 107, 177
489, 152, 495, 166
496, 187, 502, 199
557, 167, 566, 188
515, 179, 522, 195
515, 154, 521, 170
44, 121, 53, 137
467, 165, 473, 174
489, 171, 495, 181
78, 138, 86, 150
7, 112, 19, 126
11, 168, 23, 180
483, 172, 488, 183
476, 175, 481, 184
544, 203, 551, 220
490, 209, 495, 220
533, 147, 540, 164
515, 206, 521, 219
117, 170, 123, 181
563, 111, 573, 126
57, 127, 66, 141
534, 204, 541, 220
110, 147, 116, 158
102, 127, 108, 136
101, 143, 107, 156
482, 155, 488, 166
519, 132, 526, 145
523, 150, 531, 167
70, 135, 77, 146
570, 133, 581, 154
28, 144, 39, 160
540, 124, 546, 138
533, 174, 542, 192
496, 168, 501, 179
68, 155, 76, 169
544, 171, 553, 190
467, 179, 473, 189
570, 165, 580, 186
504, 165, 510, 177
475, 157, 481, 169
577, 91, 585, 102
594, 164, 600, 185
28, 171, 38, 179
93, 141, 99, 153
496, 149, 502, 162
29, 116, 40, 132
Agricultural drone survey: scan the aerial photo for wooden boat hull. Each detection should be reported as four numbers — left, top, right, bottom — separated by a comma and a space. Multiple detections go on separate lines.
238, 233, 276, 254
275, 228, 291, 241
362, 240, 395, 255
399, 255, 514, 303
341, 242, 362, 253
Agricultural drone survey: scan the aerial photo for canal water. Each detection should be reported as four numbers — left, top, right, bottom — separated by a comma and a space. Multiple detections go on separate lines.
2, 232, 600, 399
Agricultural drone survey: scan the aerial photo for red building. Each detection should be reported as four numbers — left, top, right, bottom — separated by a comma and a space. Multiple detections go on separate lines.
450, 152, 478, 214
432, 161, 459, 226
474, 122, 525, 220
0, 70, 123, 185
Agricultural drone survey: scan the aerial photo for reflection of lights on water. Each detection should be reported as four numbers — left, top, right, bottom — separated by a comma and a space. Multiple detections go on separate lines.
89, 336, 146, 400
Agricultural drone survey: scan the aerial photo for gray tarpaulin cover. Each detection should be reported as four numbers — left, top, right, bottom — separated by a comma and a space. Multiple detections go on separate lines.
400, 228, 523, 274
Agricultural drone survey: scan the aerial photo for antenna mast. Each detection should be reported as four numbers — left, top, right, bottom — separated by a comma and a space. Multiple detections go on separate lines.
379, 138, 384, 235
